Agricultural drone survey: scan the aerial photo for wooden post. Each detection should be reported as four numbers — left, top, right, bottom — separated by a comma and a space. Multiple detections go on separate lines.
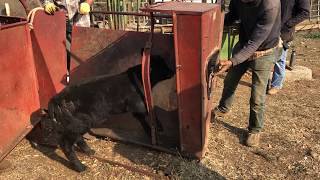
136, 0, 140, 31
310, 0, 313, 21
107, 0, 115, 29
123, 0, 127, 29
317, 0, 320, 23
4, 3, 10, 16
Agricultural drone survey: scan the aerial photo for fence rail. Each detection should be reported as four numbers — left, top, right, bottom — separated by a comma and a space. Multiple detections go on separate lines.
310, 0, 320, 21
91, 0, 219, 31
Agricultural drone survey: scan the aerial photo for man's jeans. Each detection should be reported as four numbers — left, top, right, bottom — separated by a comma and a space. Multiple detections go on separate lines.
271, 48, 288, 89
218, 52, 275, 132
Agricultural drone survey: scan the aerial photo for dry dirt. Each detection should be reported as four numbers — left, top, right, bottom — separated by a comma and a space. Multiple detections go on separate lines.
1, 30, 320, 180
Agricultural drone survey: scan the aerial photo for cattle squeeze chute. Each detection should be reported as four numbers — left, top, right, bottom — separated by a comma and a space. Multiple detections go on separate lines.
0, 2, 224, 164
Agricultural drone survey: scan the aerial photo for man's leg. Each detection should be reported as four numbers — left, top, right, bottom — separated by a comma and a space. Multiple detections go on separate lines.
217, 61, 249, 113
269, 48, 288, 94
246, 53, 274, 146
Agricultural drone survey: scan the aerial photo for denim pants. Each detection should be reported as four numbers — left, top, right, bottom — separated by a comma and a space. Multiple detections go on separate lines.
218, 51, 275, 132
271, 48, 288, 89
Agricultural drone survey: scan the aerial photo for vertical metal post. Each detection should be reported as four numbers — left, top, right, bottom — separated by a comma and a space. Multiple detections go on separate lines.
136, 0, 140, 32
123, 0, 127, 29
317, 0, 320, 23
4, 3, 10, 16
310, 0, 313, 21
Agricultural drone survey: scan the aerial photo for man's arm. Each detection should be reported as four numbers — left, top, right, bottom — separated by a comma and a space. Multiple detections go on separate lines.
224, 0, 239, 26
284, 0, 310, 30
230, 7, 279, 66
40, 0, 54, 5
86, 0, 94, 5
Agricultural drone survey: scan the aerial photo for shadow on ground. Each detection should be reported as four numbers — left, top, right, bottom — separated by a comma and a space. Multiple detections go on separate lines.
112, 142, 226, 179
215, 119, 248, 145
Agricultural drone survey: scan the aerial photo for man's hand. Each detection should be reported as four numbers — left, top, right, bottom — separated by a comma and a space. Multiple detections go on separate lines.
215, 60, 233, 75
44, 2, 58, 15
79, 2, 91, 15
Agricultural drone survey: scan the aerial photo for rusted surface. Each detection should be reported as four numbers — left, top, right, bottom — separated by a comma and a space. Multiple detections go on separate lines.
0, 21, 39, 161
0, 12, 67, 161
200, 8, 224, 157
30, 10, 67, 108
70, 27, 179, 150
0, 2, 223, 161
91, 11, 172, 18
173, 14, 202, 157
141, 2, 218, 15
144, 2, 223, 158
85, 154, 164, 179
71, 2, 223, 159
0, 15, 27, 30
69, 27, 175, 83
141, 47, 157, 145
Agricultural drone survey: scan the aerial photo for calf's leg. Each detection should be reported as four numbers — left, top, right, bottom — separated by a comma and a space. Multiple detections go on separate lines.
76, 136, 95, 155
59, 134, 87, 172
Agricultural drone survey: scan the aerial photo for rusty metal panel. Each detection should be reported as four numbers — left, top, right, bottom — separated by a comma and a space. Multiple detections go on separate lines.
141, 2, 217, 15
200, 7, 224, 157
0, 23, 39, 161
70, 27, 179, 150
70, 27, 174, 83
30, 11, 67, 108
144, 2, 223, 158
173, 13, 203, 158
0, 12, 67, 160
69, 3, 223, 159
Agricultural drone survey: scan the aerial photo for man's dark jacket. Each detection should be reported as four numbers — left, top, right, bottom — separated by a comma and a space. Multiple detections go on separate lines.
281, 0, 310, 42
225, 0, 281, 66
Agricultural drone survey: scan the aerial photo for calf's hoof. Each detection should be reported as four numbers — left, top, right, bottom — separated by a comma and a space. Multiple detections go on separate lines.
73, 162, 87, 172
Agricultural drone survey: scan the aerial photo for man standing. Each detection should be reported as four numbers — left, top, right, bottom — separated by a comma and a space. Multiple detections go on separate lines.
268, 0, 310, 95
213, 0, 281, 147
41, 0, 94, 83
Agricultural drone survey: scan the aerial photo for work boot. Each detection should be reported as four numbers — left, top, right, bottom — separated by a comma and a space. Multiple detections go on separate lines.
245, 132, 261, 147
0, 159, 12, 172
267, 88, 280, 95
211, 107, 229, 122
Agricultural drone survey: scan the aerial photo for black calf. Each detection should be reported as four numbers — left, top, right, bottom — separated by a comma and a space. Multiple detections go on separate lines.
48, 56, 174, 172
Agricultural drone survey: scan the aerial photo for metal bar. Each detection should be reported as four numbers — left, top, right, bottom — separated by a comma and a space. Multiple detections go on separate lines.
137, 0, 140, 31
91, 11, 172, 18
94, 1, 108, 4
0, 21, 28, 30
137, 16, 140, 32
310, 0, 313, 21
317, 0, 320, 23
86, 154, 164, 179
107, 0, 115, 29
92, 129, 179, 156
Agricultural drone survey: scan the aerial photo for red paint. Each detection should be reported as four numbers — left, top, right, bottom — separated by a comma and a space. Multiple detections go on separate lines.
144, 2, 223, 158
0, 11, 67, 161
0, 2, 224, 161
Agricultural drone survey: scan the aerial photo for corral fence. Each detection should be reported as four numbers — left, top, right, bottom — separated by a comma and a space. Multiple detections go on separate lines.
91, 0, 219, 32
310, 0, 320, 22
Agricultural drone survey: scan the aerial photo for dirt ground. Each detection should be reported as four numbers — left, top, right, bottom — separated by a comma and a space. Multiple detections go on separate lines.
1, 30, 320, 180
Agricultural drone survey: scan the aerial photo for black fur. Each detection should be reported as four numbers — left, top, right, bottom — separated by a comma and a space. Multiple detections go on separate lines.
48, 56, 174, 172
